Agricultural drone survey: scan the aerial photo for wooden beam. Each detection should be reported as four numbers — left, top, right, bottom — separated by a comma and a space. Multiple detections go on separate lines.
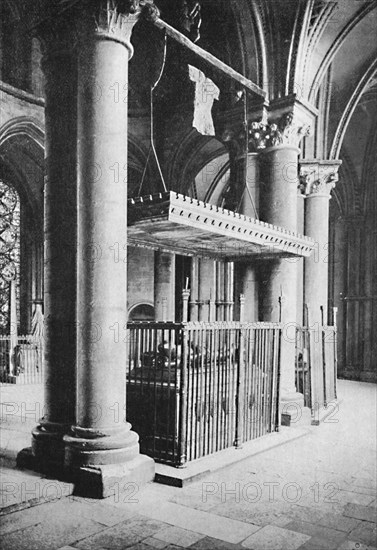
153, 17, 267, 98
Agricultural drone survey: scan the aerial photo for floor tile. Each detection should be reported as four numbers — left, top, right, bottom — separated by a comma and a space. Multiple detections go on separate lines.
0, 515, 105, 550
142, 537, 169, 549
315, 513, 361, 533
189, 535, 241, 549
337, 491, 376, 507
296, 536, 339, 550
337, 540, 377, 550
348, 521, 377, 547
343, 503, 377, 523
284, 519, 347, 545
153, 526, 204, 547
241, 525, 311, 549
74, 528, 143, 550
126, 544, 159, 550
141, 501, 261, 544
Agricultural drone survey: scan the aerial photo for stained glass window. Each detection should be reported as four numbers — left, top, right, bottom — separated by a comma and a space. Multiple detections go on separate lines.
0, 180, 20, 332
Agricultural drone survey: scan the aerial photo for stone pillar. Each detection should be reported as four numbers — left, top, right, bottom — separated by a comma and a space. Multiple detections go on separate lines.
300, 160, 341, 324
198, 259, 216, 321
296, 190, 305, 326
189, 257, 199, 321
240, 152, 259, 321
62, 1, 156, 496
250, 110, 312, 423
258, 144, 301, 403
154, 251, 175, 321
29, 15, 78, 471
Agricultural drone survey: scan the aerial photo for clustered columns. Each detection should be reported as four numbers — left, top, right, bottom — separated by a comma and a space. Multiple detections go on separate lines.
249, 111, 311, 423
299, 160, 341, 325
28, 0, 157, 496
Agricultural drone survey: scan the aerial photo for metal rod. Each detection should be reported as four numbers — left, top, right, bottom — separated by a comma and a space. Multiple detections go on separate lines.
333, 307, 338, 400
178, 326, 188, 467
321, 306, 327, 408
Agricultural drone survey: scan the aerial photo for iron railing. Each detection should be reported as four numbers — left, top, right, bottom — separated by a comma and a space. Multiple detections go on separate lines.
0, 335, 43, 384
295, 322, 337, 416
126, 321, 281, 467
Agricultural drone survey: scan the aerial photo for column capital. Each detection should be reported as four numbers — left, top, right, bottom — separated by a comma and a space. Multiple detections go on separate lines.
248, 95, 315, 151
90, 0, 159, 55
299, 160, 342, 197
38, 0, 159, 59
248, 111, 311, 151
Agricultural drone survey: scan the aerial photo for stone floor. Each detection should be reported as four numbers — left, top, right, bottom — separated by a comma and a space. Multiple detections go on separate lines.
0, 379, 376, 550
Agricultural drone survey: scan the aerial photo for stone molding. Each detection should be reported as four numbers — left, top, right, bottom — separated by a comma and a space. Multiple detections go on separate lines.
299, 160, 342, 197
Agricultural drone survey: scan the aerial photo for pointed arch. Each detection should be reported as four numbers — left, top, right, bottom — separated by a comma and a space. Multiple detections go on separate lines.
329, 59, 377, 160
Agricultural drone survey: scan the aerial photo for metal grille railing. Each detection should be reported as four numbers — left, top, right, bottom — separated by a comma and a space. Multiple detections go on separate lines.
295, 321, 337, 416
240, 325, 281, 444
0, 335, 43, 384
127, 321, 281, 467
295, 327, 312, 408
322, 325, 337, 404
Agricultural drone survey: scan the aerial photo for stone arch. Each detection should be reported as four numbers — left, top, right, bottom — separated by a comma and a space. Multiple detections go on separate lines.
167, 129, 227, 196
329, 60, 377, 160
309, 1, 377, 104
0, 117, 44, 332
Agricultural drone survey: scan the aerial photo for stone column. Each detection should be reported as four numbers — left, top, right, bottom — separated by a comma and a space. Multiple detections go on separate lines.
154, 251, 175, 321
300, 160, 341, 324
250, 110, 311, 424
222, 124, 260, 321
28, 15, 78, 472
198, 259, 216, 321
296, 189, 305, 326
239, 152, 259, 321
63, 1, 156, 496
189, 257, 199, 321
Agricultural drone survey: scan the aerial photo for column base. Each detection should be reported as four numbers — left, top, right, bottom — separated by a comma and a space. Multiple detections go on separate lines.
70, 455, 155, 499
17, 448, 155, 499
280, 391, 305, 426
63, 426, 140, 467
63, 428, 155, 497
19, 421, 73, 476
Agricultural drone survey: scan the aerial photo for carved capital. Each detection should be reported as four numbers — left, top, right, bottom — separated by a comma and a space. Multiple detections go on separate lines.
248, 112, 311, 151
299, 160, 342, 197
92, 0, 159, 56
38, 0, 159, 60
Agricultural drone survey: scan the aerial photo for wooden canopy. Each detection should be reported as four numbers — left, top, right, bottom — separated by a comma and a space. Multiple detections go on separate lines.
128, 192, 314, 261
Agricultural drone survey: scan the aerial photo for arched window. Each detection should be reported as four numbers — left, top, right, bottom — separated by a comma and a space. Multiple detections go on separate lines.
0, 180, 20, 332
